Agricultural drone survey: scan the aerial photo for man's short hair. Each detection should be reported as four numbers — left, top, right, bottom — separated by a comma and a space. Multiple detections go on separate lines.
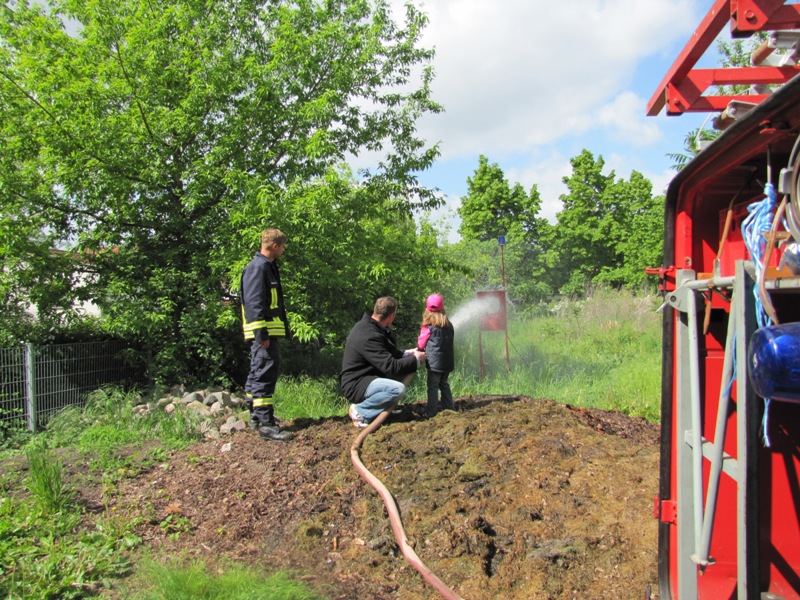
261, 228, 287, 248
373, 296, 398, 320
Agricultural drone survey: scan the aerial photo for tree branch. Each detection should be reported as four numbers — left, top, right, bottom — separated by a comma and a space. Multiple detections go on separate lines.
0, 68, 152, 186
112, 40, 168, 150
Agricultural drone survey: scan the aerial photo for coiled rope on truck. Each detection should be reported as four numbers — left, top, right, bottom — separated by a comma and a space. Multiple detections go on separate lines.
741, 181, 777, 329
786, 130, 800, 243
742, 181, 779, 446
350, 410, 465, 600
738, 136, 800, 446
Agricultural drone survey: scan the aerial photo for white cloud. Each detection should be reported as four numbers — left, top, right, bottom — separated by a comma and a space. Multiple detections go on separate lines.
402, 0, 711, 239
415, 0, 700, 159
646, 167, 677, 198
596, 92, 664, 147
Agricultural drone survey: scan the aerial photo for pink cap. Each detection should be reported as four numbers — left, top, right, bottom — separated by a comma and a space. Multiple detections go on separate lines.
426, 293, 444, 312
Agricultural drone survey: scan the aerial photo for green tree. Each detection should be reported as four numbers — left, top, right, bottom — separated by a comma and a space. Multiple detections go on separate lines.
457, 155, 543, 243
455, 156, 552, 304
435, 238, 505, 308
0, 0, 442, 383
667, 126, 720, 171
616, 192, 665, 289
230, 167, 459, 350
546, 150, 614, 295
546, 150, 661, 295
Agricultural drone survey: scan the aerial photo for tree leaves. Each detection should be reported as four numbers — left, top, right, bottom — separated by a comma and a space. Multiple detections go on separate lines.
1, 0, 442, 383
452, 151, 662, 303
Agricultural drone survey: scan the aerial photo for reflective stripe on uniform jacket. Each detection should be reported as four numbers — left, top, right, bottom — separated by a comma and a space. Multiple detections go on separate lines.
240, 252, 289, 343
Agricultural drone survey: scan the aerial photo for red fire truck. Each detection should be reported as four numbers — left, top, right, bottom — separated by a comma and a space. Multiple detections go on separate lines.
647, 1, 800, 598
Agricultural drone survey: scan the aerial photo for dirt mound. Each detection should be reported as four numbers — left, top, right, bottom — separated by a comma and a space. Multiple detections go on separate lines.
101, 395, 660, 599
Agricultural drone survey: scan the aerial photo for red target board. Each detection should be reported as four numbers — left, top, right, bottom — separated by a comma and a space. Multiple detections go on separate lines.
477, 290, 507, 331
476, 290, 510, 377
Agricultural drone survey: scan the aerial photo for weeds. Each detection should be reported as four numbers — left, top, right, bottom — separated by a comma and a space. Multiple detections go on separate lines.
159, 513, 194, 539
46, 387, 201, 470
128, 559, 322, 599
24, 439, 69, 513
0, 407, 29, 452
416, 288, 662, 421
0, 493, 134, 599
0, 288, 663, 597
273, 375, 344, 421
96, 502, 143, 546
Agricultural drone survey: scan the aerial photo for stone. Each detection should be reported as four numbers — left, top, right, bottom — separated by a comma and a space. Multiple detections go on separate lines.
181, 391, 204, 405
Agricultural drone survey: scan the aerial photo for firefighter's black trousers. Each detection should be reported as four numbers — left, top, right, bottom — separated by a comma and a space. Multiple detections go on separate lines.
245, 338, 281, 419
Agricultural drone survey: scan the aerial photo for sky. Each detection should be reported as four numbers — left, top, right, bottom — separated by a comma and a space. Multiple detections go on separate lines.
391, 0, 721, 240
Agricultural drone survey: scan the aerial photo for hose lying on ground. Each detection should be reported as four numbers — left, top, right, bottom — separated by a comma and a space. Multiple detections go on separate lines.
349, 409, 465, 600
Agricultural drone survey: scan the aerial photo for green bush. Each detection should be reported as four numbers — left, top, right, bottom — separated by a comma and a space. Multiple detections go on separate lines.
0, 407, 29, 452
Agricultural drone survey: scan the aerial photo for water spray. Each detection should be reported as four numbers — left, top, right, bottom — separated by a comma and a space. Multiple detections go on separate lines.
450, 236, 512, 377
450, 295, 502, 329
449, 291, 510, 377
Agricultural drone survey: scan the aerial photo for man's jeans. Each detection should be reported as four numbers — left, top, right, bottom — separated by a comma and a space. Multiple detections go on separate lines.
353, 378, 406, 422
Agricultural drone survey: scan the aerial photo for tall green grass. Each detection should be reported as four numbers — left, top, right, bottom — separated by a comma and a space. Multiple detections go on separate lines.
24, 440, 68, 513
0, 484, 137, 599
127, 560, 322, 600
403, 288, 663, 421
271, 288, 662, 422
272, 376, 345, 421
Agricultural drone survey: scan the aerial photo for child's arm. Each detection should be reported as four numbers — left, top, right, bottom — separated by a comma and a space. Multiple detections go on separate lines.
417, 325, 431, 350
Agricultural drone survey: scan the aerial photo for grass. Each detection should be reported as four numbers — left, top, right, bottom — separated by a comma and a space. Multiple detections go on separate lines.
127, 560, 323, 599
24, 439, 69, 513
402, 288, 663, 422
45, 386, 204, 472
0, 288, 663, 598
273, 289, 662, 423
272, 375, 346, 421
0, 488, 135, 599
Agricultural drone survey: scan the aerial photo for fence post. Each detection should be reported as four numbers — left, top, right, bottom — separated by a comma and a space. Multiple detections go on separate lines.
25, 343, 37, 433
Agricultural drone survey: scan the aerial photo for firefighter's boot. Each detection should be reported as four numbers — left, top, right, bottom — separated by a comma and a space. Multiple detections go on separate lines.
258, 405, 293, 441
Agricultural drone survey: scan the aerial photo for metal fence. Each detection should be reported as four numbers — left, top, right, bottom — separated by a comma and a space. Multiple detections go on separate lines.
0, 341, 147, 433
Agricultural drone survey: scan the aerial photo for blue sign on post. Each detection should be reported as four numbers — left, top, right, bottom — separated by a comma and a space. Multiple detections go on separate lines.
498, 235, 506, 246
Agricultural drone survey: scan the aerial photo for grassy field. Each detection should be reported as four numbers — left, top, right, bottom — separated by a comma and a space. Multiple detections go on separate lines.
274, 288, 663, 423
442, 288, 662, 422
0, 288, 663, 598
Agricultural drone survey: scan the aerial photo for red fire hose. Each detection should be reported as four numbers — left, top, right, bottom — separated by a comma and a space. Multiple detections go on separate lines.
349, 409, 465, 600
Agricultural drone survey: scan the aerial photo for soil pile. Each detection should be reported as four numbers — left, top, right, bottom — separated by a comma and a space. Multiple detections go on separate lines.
103, 395, 660, 599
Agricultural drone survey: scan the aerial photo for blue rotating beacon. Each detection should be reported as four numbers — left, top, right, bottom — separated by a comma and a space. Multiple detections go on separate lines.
748, 322, 800, 404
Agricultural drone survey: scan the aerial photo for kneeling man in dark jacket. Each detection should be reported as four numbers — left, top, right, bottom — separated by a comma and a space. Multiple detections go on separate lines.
340, 297, 426, 428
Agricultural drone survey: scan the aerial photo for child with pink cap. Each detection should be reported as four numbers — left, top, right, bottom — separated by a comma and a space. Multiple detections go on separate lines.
417, 293, 455, 417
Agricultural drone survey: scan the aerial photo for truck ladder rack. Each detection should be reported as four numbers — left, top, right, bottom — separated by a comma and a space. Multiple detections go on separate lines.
647, 0, 800, 117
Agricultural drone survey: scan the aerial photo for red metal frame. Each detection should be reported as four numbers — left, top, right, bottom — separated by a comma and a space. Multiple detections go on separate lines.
651, 54, 800, 600
647, 0, 800, 116
648, 3, 800, 598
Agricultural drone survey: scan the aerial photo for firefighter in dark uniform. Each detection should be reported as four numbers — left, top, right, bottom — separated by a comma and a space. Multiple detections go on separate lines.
240, 228, 293, 441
